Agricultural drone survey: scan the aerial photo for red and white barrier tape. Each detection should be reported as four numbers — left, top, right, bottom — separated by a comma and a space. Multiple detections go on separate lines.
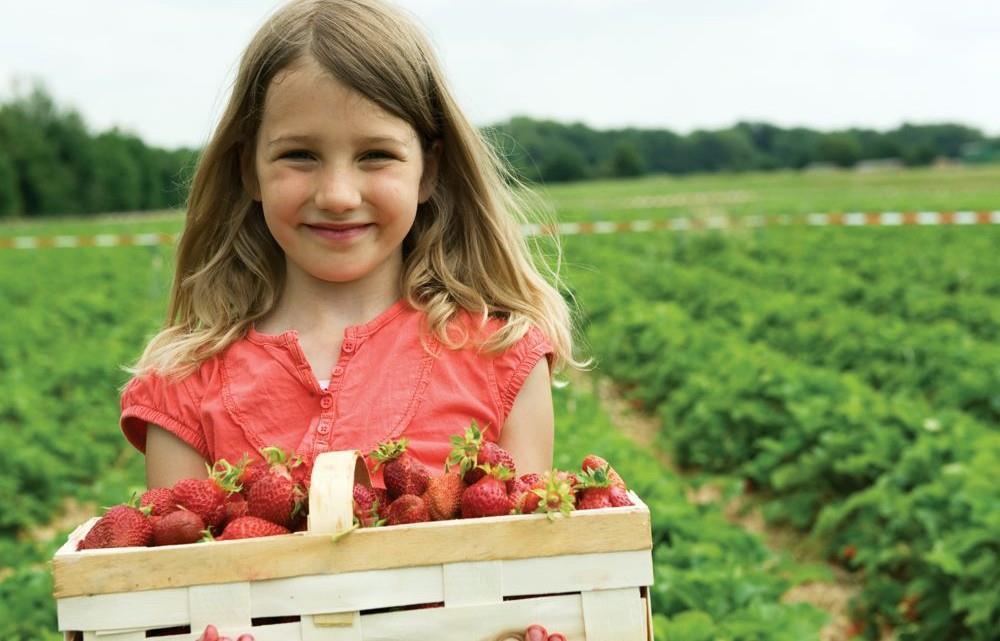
2, 211, 999, 250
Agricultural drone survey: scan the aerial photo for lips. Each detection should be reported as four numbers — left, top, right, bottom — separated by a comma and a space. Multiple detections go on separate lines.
305, 222, 373, 243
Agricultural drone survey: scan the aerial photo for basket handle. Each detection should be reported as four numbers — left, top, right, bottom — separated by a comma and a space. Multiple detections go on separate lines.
306, 449, 371, 534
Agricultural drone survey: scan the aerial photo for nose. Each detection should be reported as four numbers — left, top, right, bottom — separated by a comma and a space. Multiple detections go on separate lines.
314, 166, 362, 214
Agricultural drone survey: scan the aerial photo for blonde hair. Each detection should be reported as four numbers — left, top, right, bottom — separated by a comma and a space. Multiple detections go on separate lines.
128, 0, 585, 381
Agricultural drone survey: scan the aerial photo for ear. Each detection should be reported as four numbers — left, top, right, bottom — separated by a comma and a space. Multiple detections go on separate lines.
418, 140, 441, 204
240, 143, 261, 201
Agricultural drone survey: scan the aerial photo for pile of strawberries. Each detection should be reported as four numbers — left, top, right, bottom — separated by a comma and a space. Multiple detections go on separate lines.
77, 446, 312, 550
77, 423, 633, 551
354, 422, 633, 528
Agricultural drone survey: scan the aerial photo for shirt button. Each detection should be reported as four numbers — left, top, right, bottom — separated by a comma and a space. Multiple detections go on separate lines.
342, 341, 355, 353
332, 366, 344, 377
320, 394, 333, 409
318, 423, 330, 434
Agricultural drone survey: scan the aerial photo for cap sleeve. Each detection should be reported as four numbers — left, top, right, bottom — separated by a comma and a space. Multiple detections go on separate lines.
494, 325, 555, 426
120, 370, 210, 460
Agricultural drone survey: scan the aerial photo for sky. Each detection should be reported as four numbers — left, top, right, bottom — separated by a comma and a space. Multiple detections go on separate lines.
1, 0, 998, 149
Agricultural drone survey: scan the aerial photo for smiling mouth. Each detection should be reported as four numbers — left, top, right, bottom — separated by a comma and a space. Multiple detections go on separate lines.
306, 223, 373, 242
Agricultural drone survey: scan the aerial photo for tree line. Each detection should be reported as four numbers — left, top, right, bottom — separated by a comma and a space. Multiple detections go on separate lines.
1, 83, 997, 218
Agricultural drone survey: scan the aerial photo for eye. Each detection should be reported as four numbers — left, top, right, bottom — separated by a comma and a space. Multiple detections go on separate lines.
362, 150, 396, 161
280, 149, 314, 161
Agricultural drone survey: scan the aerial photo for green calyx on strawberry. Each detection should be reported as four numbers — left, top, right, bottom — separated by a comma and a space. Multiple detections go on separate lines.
581, 454, 626, 490
371, 438, 430, 501
460, 464, 514, 518
445, 421, 484, 477
519, 470, 576, 520
576, 466, 633, 510
445, 421, 515, 484
246, 446, 307, 530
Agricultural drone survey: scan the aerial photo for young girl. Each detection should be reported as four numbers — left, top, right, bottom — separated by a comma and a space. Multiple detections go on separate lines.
119, 1, 579, 639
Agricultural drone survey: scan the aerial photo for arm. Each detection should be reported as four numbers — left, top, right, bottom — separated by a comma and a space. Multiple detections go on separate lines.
498, 358, 554, 477
145, 423, 211, 489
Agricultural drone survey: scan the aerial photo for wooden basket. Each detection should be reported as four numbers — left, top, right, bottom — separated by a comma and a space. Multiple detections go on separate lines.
52, 450, 655, 641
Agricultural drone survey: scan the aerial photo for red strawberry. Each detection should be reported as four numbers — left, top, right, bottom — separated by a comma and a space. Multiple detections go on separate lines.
386, 494, 430, 525
468, 441, 516, 485
353, 483, 386, 528
422, 471, 465, 521
507, 472, 541, 497
516, 470, 576, 518
139, 487, 177, 517
460, 465, 514, 518
445, 422, 516, 484
216, 516, 290, 540
372, 439, 430, 501
152, 508, 206, 546
238, 455, 270, 492
289, 454, 314, 493
581, 454, 626, 490
372, 487, 390, 520
78, 504, 153, 550
576, 466, 632, 510
246, 446, 307, 529
224, 492, 249, 525
172, 475, 237, 533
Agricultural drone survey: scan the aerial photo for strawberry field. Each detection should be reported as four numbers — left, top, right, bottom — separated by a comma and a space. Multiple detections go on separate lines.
2, 165, 999, 640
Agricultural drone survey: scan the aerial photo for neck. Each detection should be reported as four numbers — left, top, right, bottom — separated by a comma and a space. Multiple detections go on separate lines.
261, 253, 403, 335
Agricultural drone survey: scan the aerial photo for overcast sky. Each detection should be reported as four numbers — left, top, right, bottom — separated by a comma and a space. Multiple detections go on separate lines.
2, 0, 998, 149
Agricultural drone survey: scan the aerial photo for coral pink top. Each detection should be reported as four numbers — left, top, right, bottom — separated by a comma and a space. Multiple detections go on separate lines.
120, 300, 554, 486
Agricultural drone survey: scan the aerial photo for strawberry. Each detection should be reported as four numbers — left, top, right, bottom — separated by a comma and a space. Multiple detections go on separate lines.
215, 516, 290, 540
246, 446, 307, 529
139, 487, 177, 517
78, 502, 153, 550
236, 454, 270, 492
289, 453, 314, 492
445, 422, 516, 484
353, 483, 386, 528
372, 439, 429, 501
460, 465, 514, 518
422, 470, 465, 521
151, 508, 206, 546
372, 487, 390, 520
386, 494, 430, 525
576, 466, 633, 510
223, 492, 249, 525
517, 470, 576, 519
507, 472, 541, 497
469, 441, 516, 484
172, 462, 241, 533
581, 454, 626, 490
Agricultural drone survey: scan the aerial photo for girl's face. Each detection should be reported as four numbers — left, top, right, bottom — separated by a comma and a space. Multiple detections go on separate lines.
248, 56, 437, 288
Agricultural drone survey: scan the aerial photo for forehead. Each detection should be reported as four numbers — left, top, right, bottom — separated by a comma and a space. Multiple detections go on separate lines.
260, 58, 416, 143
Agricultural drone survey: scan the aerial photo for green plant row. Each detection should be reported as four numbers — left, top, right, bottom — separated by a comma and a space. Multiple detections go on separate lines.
580, 237, 1000, 424
0, 246, 169, 537
663, 228, 1000, 342
563, 237, 999, 640
552, 380, 829, 640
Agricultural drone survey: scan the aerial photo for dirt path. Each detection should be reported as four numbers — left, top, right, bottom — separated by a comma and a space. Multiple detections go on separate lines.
578, 371, 861, 641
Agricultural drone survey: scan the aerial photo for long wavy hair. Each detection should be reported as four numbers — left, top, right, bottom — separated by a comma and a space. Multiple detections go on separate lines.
128, 0, 584, 381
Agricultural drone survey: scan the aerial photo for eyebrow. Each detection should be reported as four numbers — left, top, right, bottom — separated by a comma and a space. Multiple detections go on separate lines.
266, 134, 409, 148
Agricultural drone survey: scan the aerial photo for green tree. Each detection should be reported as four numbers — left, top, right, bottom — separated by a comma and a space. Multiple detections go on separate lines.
0, 148, 21, 216
611, 142, 646, 177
